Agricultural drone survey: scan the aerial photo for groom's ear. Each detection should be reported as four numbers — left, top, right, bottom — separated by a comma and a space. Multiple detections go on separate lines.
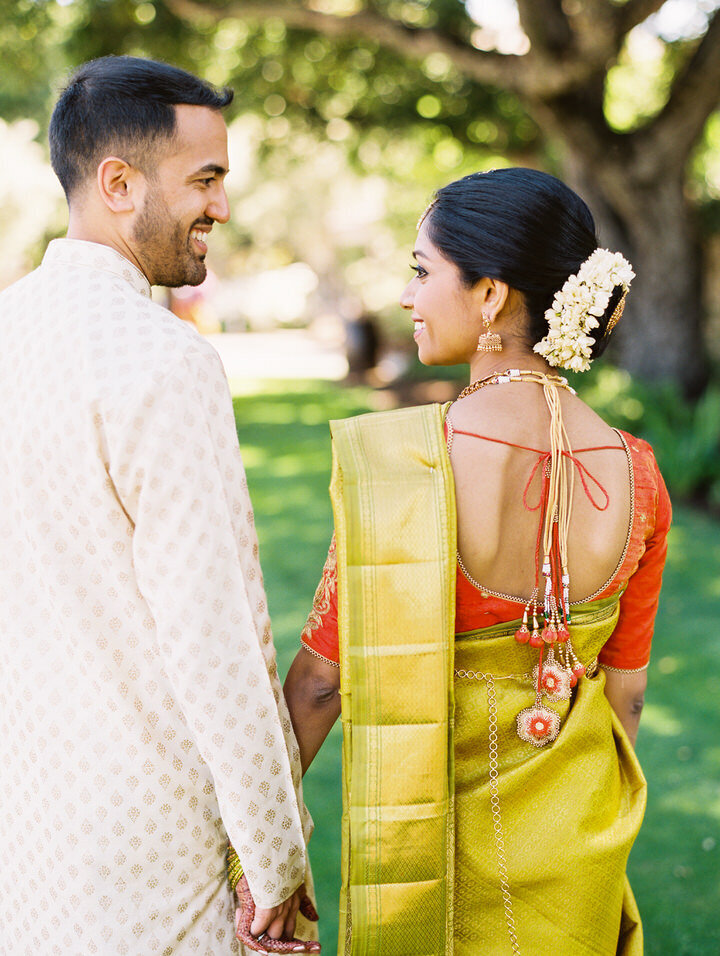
96, 157, 143, 214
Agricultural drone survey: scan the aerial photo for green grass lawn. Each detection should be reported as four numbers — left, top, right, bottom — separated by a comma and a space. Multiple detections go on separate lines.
234, 379, 720, 956
631, 504, 720, 955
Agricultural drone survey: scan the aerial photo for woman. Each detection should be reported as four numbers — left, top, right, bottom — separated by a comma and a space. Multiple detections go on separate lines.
284, 168, 671, 955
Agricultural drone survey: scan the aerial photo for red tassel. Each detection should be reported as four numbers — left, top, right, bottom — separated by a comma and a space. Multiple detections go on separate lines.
542, 625, 557, 644
529, 629, 543, 648
515, 624, 530, 644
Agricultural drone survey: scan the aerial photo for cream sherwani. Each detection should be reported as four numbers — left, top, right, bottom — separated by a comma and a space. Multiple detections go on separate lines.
0, 239, 313, 954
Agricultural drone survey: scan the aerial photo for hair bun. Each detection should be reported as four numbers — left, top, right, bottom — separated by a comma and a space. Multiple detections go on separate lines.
533, 249, 634, 372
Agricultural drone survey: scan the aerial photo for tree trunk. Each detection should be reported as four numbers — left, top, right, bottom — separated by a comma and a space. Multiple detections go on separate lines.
615, 178, 706, 395
554, 127, 708, 395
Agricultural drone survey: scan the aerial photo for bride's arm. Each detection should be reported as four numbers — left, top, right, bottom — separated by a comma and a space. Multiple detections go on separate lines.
601, 668, 647, 746
599, 451, 670, 747
284, 649, 341, 774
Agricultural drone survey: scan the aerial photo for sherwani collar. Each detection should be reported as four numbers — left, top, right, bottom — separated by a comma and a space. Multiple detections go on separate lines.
43, 238, 152, 298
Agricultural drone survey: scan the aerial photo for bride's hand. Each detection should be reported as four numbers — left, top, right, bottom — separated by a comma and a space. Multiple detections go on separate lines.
234, 874, 320, 953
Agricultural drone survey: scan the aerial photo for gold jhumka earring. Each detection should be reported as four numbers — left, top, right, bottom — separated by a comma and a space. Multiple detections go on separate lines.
476, 312, 502, 352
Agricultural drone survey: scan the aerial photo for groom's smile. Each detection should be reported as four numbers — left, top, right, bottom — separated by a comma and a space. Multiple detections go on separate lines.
130, 103, 230, 289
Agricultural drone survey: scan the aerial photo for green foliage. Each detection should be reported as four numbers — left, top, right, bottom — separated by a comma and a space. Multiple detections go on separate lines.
571, 366, 720, 506
63, 0, 194, 68
603, 28, 701, 134
0, 0, 541, 319
604, 35, 673, 133
160, 0, 540, 160
0, 1, 540, 157
3, 0, 719, 379
0, 0, 68, 121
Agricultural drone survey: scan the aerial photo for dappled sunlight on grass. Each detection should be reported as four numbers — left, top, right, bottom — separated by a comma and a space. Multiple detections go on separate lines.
641, 702, 684, 737
664, 522, 720, 605
632, 503, 720, 953
655, 783, 720, 820
237, 446, 266, 468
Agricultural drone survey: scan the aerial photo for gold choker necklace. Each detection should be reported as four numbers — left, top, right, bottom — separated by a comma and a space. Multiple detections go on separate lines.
456, 368, 575, 401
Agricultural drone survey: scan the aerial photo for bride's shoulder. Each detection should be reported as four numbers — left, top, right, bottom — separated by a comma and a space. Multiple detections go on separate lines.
561, 394, 624, 447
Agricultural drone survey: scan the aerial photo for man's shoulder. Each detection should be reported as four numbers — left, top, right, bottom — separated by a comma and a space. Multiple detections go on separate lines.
56, 268, 225, 406
140, 302, 224, 374
65, 264, 210, 356
94, 315, 226, 430
100, 291, 223, 383
0, 267, 41, 304
126, 294, 220, 366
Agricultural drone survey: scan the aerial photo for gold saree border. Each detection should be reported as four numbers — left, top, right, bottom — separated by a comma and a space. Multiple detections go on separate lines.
330, 404, 456, 956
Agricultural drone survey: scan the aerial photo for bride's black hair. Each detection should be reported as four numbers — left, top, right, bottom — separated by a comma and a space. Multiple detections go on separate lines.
424, 167, 623, 360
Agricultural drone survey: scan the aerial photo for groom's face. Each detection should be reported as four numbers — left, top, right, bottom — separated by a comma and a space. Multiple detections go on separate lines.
131, 104, 230, 288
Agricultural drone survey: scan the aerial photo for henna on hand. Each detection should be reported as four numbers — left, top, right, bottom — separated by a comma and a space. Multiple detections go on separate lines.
299, 894, 319, 923
234, 875, 321, 953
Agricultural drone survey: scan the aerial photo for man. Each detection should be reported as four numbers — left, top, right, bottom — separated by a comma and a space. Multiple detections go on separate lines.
0, 56, 318, 954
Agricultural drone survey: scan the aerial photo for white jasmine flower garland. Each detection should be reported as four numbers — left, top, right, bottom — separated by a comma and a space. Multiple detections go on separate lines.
533, 248, 635, 372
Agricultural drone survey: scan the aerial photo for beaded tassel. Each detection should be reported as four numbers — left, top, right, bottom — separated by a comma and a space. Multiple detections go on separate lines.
455, 368, 601, 746
514, 378, 583, 739
534, 384, 580, 694
514, 605, 530, 644
517, 642, 562, 746
515, 588, 541, 646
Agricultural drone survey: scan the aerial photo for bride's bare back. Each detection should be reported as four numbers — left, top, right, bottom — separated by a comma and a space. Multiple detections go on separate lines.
448, 383, 632, 603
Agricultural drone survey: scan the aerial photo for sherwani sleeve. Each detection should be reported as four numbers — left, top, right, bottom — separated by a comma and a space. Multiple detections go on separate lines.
107, 340, 310, 908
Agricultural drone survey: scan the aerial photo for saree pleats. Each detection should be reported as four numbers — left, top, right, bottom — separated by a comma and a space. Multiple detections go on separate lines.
330, 406, 646, 955
330, 405, 457, 956
454, 602, 646, 954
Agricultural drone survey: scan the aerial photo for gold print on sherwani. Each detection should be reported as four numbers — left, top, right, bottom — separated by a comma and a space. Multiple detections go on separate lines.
301, 535, 337, 641
0, 239, 313, 951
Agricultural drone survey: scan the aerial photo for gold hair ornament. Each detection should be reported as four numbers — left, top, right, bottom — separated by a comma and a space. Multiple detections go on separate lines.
604, 288, 628, 335
416, 199, 436, 230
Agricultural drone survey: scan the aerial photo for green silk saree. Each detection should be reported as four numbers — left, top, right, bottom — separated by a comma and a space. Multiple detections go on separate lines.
329, 404, 645, 956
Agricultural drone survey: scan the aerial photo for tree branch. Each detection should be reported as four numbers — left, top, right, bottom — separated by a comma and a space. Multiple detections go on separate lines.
164, 0, 602, 97
613, 0, 669, 37
547, 1, 665, 66
642, 9, 720, 165
515, 0, 573, 53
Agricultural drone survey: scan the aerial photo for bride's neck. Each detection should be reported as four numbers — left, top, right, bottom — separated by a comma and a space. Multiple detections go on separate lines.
467, 343, 553, 384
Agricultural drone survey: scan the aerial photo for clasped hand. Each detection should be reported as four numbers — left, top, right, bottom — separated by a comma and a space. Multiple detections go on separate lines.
234, 875, 321, 953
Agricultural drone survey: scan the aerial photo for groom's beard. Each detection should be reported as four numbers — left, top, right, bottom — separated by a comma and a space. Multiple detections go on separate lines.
132, 186, 208, 288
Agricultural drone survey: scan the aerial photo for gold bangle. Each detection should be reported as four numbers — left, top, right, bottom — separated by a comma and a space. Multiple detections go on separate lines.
227, 844, 244, 891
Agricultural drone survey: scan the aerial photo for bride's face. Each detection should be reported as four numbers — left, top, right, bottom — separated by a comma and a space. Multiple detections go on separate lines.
400, 218, 484, 367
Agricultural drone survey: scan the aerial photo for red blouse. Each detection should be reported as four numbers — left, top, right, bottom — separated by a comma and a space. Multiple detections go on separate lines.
301, 429, 671, 673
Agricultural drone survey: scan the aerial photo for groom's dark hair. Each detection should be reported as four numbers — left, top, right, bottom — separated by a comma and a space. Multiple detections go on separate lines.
49, 55, 233, 200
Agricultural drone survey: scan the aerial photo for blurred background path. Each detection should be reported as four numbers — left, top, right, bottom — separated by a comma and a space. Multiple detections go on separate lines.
208, 330, 348, 384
